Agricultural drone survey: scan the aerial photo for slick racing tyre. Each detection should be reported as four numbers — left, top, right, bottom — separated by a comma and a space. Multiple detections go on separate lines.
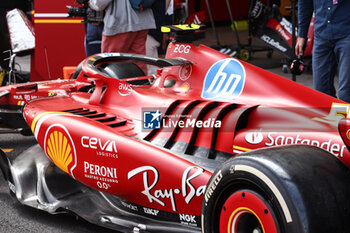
202, 145, 350, 233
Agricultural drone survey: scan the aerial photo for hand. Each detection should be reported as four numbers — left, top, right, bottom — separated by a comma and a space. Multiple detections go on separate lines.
295, 37, 306, 56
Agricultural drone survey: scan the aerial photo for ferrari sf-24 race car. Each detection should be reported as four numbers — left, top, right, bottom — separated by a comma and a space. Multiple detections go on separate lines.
1, 25, 350, 233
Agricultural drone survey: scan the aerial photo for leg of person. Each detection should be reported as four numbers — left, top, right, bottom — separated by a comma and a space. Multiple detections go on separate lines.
129, 30, 148, 55
146, 34, 160, 75
146, 34, 160, 58
312, 36, 337, 98
85, 22, 104, 57
101, 31, 137, 53
334, 34, 350, 103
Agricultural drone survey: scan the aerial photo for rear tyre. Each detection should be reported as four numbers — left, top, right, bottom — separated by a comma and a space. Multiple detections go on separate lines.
202, 145, 350, 233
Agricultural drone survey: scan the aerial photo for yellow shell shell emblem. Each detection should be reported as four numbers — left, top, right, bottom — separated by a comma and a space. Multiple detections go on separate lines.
46, 130, 73, 174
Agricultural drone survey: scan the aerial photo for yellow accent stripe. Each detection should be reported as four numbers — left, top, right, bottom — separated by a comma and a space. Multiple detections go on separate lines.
31, 112, 69, 132
31, 112, 49, 132
232, 145, 251, 152
2, 149, 13, 153
34, 19, 82, 24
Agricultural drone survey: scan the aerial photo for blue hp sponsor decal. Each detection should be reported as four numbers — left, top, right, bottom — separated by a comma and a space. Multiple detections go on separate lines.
202, 58, 246, 100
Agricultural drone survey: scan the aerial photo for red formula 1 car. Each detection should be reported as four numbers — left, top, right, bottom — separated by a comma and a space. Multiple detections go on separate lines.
1, 25, 350, 233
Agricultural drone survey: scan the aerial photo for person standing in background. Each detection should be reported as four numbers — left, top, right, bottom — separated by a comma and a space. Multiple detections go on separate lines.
84, 22, 104, 57
295, 0, 350, 103
89, 0, 156, 73
146, 0, 173, 75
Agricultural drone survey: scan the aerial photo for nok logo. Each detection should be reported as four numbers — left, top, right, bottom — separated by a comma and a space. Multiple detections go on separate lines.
202, 58, 246, 100
44, 124, 76, 176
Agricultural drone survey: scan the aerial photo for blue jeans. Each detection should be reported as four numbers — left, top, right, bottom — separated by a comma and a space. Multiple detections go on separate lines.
85, 22, 104, 57
313, 34, 350, 103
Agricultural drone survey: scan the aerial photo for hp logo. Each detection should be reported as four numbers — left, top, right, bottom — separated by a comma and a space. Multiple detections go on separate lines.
201, 58, 246, 100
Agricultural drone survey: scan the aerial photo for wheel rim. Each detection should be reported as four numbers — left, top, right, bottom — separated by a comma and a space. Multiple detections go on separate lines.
219, 190, 278, 233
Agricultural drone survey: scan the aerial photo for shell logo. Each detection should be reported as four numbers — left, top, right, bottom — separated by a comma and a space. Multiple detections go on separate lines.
346, 129, 350, 141
44, 124, 76, 176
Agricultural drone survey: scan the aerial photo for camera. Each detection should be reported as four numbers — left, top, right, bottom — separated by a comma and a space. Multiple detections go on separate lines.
67, 0, 104, 23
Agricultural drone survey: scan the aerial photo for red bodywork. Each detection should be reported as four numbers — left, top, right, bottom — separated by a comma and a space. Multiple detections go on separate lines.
2, 41, 350, 227
30, 0, 85, 81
